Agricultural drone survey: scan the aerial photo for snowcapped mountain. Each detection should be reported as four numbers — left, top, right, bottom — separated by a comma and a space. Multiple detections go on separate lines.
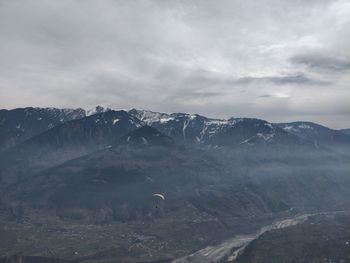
0, 107, 86, 151
129, 108, 208, 143
1, 106, 348, 153
0, 106, 118, 151
128, 109, 297, 146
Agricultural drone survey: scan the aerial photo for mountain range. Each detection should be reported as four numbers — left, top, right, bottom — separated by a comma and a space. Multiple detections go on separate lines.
0, 106, 349, 262
2, 106, 349, 151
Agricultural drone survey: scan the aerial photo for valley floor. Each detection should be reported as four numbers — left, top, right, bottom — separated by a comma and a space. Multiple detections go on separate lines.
1, 210, 350, 263
0, 208, 297, 263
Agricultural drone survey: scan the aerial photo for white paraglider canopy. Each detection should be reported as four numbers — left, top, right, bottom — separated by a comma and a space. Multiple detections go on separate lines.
153, 193, 165, 200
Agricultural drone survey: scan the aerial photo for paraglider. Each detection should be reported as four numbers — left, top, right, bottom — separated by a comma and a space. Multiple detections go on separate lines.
152, 193, 165, 201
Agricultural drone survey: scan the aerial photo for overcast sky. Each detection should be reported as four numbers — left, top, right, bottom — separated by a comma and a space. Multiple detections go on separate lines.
0, 0, 349, 128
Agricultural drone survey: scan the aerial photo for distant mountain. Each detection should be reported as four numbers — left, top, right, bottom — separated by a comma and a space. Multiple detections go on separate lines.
340, 128, 350, 136
128, 108, 209, 144
3, 107, 342, 153
276, 121, 350, 152
0, 106, 115, 153
0, 110, 144, 185
2, 107, 348, 187
0, 107, 85, 151
128, 109, 300, 147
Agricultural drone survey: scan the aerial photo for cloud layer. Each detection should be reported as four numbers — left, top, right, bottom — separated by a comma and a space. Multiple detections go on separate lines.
0, 0, 349, 128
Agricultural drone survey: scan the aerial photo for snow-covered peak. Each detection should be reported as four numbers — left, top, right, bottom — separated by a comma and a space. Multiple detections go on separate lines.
128, 109, 175, 125
128, 109, 281, 145
86, 106, 111, 116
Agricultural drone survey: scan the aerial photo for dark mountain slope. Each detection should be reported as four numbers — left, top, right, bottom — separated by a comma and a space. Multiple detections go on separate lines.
206, 118, 301, 147
0, 107, 85, 152
7, 133, 224, 222
117, 126, 175, 147
5, 126, 350, 223
0, 111, 144, 185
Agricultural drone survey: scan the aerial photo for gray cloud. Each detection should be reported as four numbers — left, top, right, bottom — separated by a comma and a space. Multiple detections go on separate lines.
235, 74, 330, 86
290, 53, 350, 71
0, 0, 349, 128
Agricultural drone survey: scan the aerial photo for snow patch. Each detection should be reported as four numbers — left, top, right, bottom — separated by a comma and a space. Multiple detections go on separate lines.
189, 114, 197, 120
159, 117, 175, 123
132, 110, 171, 125
257, 133, 275, 140
264, 123, 274, 129
182, 119, 191, 139
206, 119, 229, 126
127, 119, 142, 128
86, 106, 110, 116
298, 123, 313, 129
240, 136, 255, 145
141, 137, 148, 144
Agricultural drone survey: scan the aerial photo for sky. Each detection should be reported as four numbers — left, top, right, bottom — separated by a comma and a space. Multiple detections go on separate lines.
0, 0, 349, 128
